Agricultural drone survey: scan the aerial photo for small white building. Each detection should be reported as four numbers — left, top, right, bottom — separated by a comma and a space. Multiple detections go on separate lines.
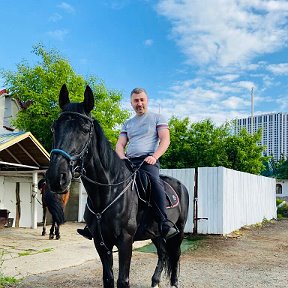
276, 179, 288, 199
0, 89, 50, 228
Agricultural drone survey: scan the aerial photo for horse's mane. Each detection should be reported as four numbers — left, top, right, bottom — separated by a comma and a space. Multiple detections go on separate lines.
62, 102, 126, 178
93, 119, 125, 177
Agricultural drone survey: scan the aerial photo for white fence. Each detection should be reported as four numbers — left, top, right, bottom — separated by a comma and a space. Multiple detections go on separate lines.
161, 167, 276, 235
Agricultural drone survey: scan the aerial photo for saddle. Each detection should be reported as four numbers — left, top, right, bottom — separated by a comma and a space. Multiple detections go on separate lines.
124, 159, 179, 209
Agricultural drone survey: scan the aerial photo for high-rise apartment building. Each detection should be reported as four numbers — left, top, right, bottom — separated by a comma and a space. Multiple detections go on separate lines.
236, 112, 288, 161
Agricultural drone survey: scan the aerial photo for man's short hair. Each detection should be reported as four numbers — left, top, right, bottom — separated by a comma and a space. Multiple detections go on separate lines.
130, 88, 147, 97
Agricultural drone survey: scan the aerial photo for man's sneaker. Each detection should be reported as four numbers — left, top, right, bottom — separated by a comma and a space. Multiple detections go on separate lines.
161, 221, 179, 240
77, 227, 93, 240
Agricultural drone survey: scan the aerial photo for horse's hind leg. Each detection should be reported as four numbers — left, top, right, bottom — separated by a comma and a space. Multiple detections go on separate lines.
55, 223, 61, 240
151, 237, 166, 288
42, 207, 47, 236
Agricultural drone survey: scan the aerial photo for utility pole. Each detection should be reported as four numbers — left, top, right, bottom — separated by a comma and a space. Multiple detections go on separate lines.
251, 87, 254, 135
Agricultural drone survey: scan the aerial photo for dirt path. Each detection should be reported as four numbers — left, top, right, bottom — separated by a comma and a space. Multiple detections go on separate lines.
5, 219, 288, 287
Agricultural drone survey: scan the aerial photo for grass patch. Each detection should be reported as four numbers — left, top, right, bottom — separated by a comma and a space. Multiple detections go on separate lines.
18, 249, 36, 257
0, 274, 19, 287
39, 248, 54, 253
134, 235, 205, 254
249, 218, 274, 230
18, 247, 54, 257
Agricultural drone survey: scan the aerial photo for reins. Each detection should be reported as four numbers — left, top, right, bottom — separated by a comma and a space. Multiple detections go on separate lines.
81, 160, 144, 187
50, 110, 147, 254
50, 111, 145, 186
86, 179, 134, 216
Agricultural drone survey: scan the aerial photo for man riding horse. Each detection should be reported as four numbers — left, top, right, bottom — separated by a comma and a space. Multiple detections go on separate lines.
77, 87, 178, 240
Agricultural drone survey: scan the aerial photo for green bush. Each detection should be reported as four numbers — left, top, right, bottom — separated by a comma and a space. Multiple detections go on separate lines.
277, 198, 288, 218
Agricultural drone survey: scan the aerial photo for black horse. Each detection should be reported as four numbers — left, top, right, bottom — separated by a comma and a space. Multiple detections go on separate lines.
38, 179, 69, 240
46, 84, 189, 288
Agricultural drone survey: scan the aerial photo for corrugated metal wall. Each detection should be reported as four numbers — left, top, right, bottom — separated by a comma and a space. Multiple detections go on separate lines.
220, 167, 276, 234
161, 167, 276, 235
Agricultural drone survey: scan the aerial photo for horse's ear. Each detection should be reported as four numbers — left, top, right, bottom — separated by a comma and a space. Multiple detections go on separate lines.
83, 85, 94, 113
59, 84, 70, 109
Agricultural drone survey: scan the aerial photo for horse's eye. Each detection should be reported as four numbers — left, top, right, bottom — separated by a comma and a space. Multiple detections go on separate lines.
51, 122, 56, 132
81, 123, 91, 133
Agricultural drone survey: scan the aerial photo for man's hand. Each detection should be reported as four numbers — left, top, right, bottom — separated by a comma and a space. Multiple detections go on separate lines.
145, 155, 157, 165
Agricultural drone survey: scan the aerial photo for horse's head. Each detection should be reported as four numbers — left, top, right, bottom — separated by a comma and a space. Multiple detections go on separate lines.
46, 84, 94, 193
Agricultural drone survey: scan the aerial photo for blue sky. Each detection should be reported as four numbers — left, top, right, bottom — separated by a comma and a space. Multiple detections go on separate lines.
1, 0, 288, 124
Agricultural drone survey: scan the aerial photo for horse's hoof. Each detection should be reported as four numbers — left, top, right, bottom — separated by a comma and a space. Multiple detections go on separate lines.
56, 235, 60, 240
49, 235, 54, 240
41, 232, 46, 236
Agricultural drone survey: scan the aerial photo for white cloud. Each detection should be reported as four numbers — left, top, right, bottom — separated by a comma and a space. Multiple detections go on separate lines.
156, 0, 288, 68
107, 0, 131, 10
142, 73, 265, 124
222, 96, 250, 109
215, 74, 239, 82
49, 13, 62, 22
58, 2, 75, 14
47, 29, 69, 41
276, 96, 288, 110
267, 63, 288, 75
234, 81, 255, 90
144, 39, 153, 46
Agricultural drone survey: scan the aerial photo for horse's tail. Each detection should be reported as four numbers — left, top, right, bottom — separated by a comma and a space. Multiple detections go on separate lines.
165, 233, 183, 277
43, 189, 65, 225
162, 179, 189, 282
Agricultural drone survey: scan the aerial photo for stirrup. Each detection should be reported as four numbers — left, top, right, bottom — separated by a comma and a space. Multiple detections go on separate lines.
160, 220, 179, 240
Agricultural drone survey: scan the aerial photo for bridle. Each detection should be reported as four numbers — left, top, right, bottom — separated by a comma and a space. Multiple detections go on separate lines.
49, 110, 147, 253
50, 111, 144, 186
50, 111, 94, 179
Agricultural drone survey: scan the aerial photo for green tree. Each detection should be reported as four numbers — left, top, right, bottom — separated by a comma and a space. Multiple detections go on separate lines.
1, 44, 129, 150
261, 154, 288, 179
162, 117, 229, 169
276, 161, 288, 179
261, 157, 277, 177
224, 129, 267, 174
161, 117, 191, 168
161, 117, 267, 175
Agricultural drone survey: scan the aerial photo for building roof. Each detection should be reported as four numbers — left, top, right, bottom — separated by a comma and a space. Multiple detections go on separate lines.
0, 131, 50, 171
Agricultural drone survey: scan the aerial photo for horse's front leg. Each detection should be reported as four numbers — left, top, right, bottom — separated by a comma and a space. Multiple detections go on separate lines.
95, 239, 115, 288
117, 235, 133, 288
151, 237, 165, 288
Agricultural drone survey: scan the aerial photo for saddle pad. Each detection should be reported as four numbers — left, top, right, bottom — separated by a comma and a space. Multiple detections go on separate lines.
162, 180, 179, 209
133, 168, 179, 209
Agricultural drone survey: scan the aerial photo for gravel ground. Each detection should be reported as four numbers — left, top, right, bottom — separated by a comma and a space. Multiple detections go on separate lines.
3, 219, 288, 288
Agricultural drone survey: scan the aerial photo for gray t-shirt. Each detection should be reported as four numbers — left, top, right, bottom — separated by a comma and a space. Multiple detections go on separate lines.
120, 112, 169, 158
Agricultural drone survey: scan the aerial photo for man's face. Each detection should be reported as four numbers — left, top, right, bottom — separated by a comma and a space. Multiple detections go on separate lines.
131, 92, 148, 115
